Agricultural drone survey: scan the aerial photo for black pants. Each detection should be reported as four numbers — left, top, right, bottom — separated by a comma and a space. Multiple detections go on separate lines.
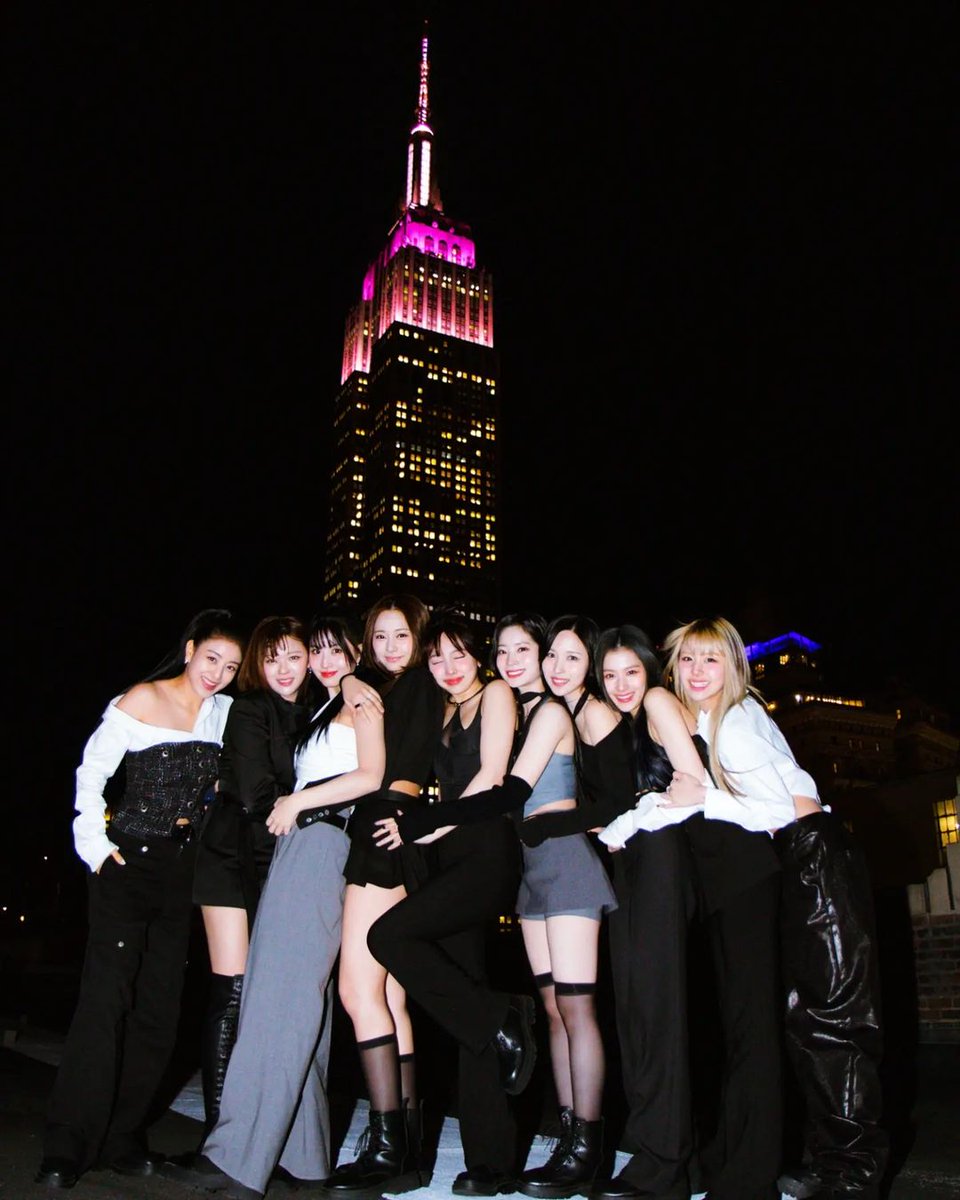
608, 827, 696, 1198
700, 871, 782, 1200
368, 819, 520, 1173
775, 813, 887, 1195
43, 833, 196, 1168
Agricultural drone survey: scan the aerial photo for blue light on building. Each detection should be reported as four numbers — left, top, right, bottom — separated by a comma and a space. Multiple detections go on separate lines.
744, 632, 822, 662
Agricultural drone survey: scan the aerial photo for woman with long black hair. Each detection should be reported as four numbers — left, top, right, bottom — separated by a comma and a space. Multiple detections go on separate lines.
36, 609, 245, 1190
578, 625, 704, 1200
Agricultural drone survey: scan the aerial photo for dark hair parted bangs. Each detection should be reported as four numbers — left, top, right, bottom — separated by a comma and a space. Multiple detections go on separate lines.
361, 593, 430, 674
544, 614, 602, 695
237, 615, 309, 695
594, 625, 665, 699
490, 611, 548, 671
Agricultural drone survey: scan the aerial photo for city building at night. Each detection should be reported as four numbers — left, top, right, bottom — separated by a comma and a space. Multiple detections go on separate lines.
746, 631, 959, 886
324, 32, 500, 623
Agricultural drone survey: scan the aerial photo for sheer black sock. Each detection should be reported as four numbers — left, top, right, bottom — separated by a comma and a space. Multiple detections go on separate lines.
536, 971, 573, 1111
555, 982, 604, 1121
398, 1051, 417, 1110
357, 1033, 401, 1114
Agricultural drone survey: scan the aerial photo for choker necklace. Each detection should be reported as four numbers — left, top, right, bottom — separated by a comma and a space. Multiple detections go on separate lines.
451, 684, 484, 708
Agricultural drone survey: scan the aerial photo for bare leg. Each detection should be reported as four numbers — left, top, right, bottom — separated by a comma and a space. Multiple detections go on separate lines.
202, 906, 250, 975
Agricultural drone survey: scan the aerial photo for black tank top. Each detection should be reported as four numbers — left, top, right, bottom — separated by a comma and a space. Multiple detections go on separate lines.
434, 702, 483, 804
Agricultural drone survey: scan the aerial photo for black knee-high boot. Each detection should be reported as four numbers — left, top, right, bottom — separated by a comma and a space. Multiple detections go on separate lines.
201, 973, 243, 1137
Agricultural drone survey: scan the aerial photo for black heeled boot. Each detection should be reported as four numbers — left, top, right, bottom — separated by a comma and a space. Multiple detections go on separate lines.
322, 1108, 421, 1198
519, 1115, 603, 1199
201, 973, 243, 1137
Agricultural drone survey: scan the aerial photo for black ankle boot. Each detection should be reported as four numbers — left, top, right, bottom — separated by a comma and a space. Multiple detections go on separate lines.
519, 1115, 603, 1198
201, 973, 243, 1136
322, 1109, 421, 1198
404, 1099, 432, 1186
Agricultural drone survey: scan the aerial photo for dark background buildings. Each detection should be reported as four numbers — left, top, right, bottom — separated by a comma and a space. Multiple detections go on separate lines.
5, 5, 958, 891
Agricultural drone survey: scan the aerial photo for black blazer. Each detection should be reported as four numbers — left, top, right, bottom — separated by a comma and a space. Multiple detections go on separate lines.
218, 688, 309, 821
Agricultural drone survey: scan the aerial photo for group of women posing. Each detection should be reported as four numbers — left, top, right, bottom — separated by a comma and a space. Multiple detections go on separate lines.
37, 597, 886, 1200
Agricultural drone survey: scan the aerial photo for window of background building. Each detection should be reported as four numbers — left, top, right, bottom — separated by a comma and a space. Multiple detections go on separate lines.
934, 797, 958, 854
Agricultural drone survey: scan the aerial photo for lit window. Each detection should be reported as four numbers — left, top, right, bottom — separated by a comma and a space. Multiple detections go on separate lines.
934, 798, 959, 851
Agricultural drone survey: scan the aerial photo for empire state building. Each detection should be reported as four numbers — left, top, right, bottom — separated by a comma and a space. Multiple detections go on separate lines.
323, 33, 500, 623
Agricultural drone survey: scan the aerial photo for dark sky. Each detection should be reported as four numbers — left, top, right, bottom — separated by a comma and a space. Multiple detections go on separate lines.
6, 3, 958, 841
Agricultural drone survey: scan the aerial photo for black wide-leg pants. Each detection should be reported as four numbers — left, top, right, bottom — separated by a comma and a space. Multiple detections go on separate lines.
700, 870, 783, 1200
774, 812, 887, 1196
44, 833, 196, 1169
608, 826, 697, 1199
368, 819, 520, 1174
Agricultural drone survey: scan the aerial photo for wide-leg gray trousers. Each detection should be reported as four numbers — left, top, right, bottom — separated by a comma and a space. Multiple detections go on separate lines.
203, 818, 349, 1193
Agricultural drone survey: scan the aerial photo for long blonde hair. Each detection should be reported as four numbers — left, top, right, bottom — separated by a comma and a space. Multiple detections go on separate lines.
662, 616, 763, 794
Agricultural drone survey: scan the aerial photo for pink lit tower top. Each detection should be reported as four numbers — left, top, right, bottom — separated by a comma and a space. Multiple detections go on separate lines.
324, 27, 500, 623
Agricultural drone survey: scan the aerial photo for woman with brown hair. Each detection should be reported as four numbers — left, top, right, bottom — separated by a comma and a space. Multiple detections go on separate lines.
322, 593, 445, 1199
191, 614, 313, 1134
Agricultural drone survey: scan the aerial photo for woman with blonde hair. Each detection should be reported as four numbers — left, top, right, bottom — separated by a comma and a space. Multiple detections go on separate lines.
664, 617, 886, 1200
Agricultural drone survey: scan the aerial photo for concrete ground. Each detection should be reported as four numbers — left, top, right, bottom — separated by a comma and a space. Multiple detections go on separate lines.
1, 1020, 958, 1200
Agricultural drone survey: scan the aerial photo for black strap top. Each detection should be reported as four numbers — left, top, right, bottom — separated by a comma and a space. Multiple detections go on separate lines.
434, 701, 483, 804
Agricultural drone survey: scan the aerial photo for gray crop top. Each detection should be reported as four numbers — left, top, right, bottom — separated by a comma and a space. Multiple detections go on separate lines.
524, 752, 576, 819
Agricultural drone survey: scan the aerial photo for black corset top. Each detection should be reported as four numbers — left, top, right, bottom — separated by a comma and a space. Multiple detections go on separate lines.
110, 740, 221, 841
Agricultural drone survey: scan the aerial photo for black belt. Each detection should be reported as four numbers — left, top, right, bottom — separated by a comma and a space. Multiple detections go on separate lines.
296, 806, 349, 832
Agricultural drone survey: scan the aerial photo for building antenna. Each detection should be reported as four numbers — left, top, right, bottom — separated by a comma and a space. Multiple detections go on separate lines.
406, 21, 435, 210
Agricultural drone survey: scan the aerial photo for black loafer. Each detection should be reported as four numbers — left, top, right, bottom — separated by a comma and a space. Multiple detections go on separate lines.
492, 993, 537, 1096
108, 1150, 166, 1176
452, 1166, 518, 1196
35, 1157, 80, 1189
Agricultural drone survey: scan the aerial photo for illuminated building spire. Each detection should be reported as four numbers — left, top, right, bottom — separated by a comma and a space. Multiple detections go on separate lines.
327, 24, 499, 622
405, 25, 439, 212
416, 25, 430, 127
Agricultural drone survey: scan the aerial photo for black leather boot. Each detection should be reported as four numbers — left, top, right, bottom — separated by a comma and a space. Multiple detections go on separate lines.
519, 1115, 603, 1198
492, 994, 537, 1095
404, 1099, 433, 1186
322, 1109, 421, 1198
201, 973, 243, 1136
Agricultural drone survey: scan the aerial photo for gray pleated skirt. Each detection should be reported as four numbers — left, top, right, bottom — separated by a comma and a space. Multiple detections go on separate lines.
517, 831, 617, 920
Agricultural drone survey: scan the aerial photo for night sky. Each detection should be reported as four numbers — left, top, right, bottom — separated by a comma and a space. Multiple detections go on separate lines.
6, 4, 957, 871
